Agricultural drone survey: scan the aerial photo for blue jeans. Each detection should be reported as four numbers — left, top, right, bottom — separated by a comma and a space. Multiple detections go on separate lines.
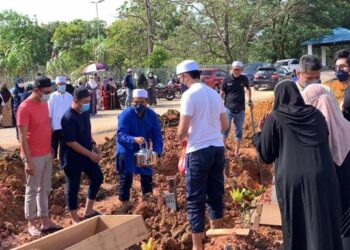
64, 163, 103, 210
125, 88, 133, 107
185, 146, 225, 233
223, 108, 245, 141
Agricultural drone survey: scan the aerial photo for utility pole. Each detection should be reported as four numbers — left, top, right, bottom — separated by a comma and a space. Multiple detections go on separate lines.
90, 0, 105, 62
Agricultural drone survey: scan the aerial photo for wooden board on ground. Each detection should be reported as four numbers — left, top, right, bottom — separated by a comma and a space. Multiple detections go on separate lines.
206, 228, 250, 237
14, 215, 148, 250
253, 203, 281, 226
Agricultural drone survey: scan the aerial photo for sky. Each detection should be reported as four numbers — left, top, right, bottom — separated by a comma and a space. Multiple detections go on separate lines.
0, 0, 126, 25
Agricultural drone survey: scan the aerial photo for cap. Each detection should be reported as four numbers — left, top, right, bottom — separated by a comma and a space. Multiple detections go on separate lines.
176, 60, 200, 75
56, 76, 66, 83
73, 87, 90, 100
33, 76, 52, 89
133, 89, 148, 99
127, 68, 133, 73
232, 61, 243, 68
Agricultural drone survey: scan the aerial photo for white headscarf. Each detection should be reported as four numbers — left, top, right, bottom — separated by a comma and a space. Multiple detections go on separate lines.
302, 84, 350, 166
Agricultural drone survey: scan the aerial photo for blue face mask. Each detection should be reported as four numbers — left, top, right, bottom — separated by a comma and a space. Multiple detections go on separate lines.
58, 85, 66, 93
336, 70, 349, 82
80, 103, 90, 113
133, 104, 146, 114
41, 94, 50, 102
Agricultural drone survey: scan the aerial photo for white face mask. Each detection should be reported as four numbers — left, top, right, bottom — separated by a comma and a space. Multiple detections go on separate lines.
18, 83, 25, 88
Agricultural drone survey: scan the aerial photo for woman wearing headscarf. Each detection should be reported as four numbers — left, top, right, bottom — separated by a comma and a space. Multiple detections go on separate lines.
147, 72, 157, 105
302, 84, 350, 245
12, 78, 25, 116
0, 83, 14, 127
12, 78, 25, 139
137, 73, 149, 90
86, 76, 98, 115
253, 80, 343, 250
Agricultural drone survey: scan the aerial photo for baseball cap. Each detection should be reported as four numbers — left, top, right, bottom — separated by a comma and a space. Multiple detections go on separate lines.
176, 60, 200, 75
33, 76, 52, 89
127, 68, 133, 73
232, 61, 243, 68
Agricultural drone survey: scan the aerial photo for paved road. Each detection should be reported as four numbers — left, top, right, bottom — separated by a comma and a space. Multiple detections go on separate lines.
0, 71, 337, 150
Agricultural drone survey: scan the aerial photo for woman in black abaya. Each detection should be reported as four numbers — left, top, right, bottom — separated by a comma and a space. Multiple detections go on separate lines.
253, 80, 343, 250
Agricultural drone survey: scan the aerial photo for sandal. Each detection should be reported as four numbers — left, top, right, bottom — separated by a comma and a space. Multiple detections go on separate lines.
41, 224, 63, 234
28, 226, 42, 237
83, 210, 102, 219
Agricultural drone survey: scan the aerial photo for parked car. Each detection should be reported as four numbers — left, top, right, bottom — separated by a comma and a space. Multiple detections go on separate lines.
242, 62, 271, 86
253, 67, 291, 90
200, 68, 228, 91
274, 59, 299, 75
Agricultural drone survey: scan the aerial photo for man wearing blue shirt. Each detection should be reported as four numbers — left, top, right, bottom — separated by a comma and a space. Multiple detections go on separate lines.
123, 68, 135, 107
116, 89, 163, 213
61, 87, 103, 224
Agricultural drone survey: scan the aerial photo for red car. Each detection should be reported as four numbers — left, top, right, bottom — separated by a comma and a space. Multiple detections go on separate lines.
200, 68, 228, 91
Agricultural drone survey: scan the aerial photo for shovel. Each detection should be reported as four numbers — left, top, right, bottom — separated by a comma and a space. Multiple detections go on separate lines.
249, 105, 264, 184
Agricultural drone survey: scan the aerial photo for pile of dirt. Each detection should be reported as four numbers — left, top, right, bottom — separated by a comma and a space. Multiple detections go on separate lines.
0, 106, 281, 249
0, 151, 26, 238
159, 109, 180, 128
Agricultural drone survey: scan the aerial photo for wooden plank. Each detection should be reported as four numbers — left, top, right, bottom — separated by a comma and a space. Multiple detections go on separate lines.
14, 216, 99, 250
66, 216, 148, 250
253, 205, 263, 230
96, 215, 140, 233
206, 228, 250, 237
259, 203, 282, 226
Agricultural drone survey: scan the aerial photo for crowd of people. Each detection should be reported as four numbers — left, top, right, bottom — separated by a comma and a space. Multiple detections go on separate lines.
4, 48, 350, 250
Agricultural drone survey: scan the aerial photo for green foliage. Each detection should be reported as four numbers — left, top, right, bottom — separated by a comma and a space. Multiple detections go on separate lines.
1, 0, 350, 80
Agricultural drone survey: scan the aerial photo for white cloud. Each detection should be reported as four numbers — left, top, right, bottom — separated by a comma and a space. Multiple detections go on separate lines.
0, 0, 126, 25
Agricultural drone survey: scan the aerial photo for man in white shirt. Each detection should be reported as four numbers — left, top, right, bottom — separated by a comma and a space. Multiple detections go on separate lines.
48, 76, 73, 159
177, 60, 228, 250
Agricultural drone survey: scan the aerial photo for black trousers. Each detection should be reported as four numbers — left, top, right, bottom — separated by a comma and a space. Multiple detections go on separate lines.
52, 129, 63, 159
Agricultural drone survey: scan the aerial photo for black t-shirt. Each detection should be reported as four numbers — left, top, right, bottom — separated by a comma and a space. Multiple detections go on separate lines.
60, 107, 94, 168
221, 74, 249, 112
343, 87, 350, 122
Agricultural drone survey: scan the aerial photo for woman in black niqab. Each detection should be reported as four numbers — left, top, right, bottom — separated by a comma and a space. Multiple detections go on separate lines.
253, 80, 343, 250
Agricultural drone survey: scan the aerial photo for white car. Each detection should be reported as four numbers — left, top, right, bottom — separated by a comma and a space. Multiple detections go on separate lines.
274, 59, 300, 75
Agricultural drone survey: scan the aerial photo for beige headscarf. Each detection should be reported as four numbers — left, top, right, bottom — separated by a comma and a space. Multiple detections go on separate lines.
302, 84, 350, 166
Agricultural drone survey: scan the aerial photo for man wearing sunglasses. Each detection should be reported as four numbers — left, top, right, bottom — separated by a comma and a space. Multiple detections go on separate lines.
220, 61, 253, 157
17, 76, 62, 237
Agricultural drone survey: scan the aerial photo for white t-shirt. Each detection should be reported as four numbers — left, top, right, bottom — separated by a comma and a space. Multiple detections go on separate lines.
48, 91, 73, 131
181, 82, 225, 153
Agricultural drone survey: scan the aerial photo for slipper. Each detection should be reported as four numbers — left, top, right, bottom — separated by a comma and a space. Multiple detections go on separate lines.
83, 210, 102, 219
28, 226, 42, 237
41, 224, 63, 234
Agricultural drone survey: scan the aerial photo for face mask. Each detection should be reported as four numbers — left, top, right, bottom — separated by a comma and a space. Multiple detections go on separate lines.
41, 94, 50, 102
58, 85, 66, 93
301, 79, 321, 88
18, 83, 25, 88
133, 104, 146, 114
80, 103, 90, 113
336, 70, 349, 82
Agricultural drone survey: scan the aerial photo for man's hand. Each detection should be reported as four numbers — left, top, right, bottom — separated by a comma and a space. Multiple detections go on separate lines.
134, 137, 145, 145
25, 161, 35, 176
248, 100, 254, 109
92, 144, 100, 154
259, 112, 269, 131
89, 152, 101, 163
